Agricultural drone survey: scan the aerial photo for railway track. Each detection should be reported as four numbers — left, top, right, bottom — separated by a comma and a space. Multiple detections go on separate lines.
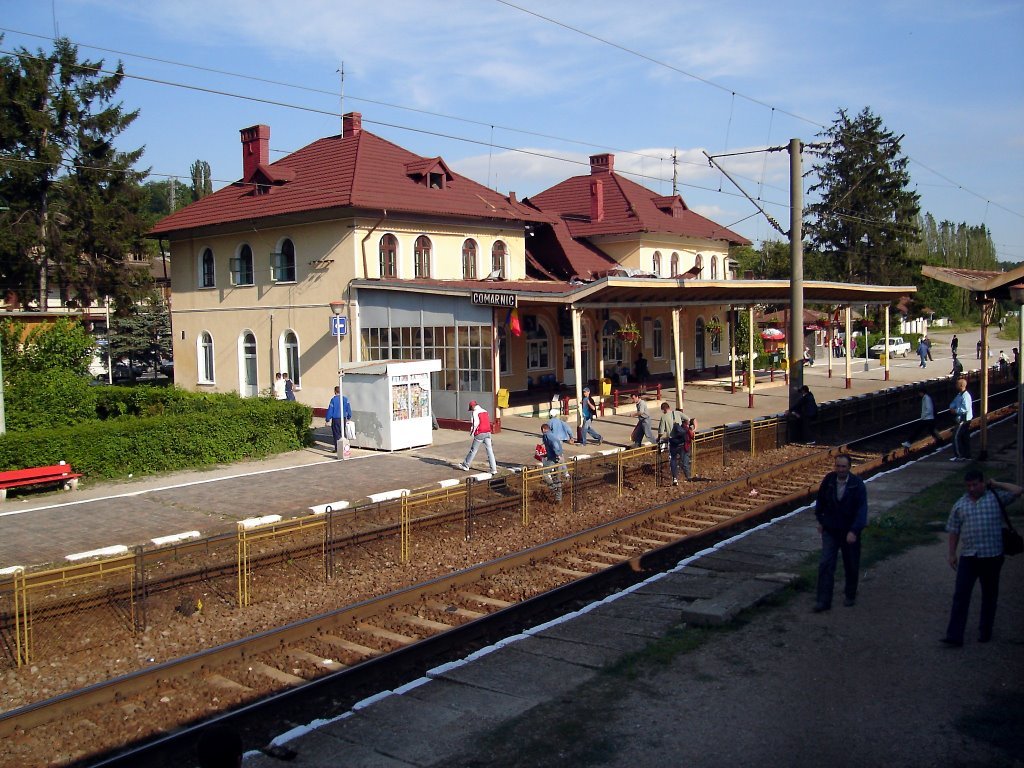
0, 446, 851, 767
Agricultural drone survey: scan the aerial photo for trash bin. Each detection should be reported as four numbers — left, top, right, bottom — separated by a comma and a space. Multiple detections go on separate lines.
600, 377, 612, 396
879, 353, 887, 366
497, 388, 510, 408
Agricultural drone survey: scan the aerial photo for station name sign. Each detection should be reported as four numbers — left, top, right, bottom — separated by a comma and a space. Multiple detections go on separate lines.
471, 291, 518, 308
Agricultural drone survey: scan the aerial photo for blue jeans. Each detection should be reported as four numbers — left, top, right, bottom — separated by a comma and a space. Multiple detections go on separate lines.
667, 441, 690, 480
542, 457, 569, 500
946, 555, 1003, 643
581, 416, 602, 445
816, 527, 861, 608
464, 433, 497, 473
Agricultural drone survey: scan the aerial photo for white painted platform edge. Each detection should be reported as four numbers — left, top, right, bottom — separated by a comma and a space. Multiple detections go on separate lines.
66, 545, 128, 561
309, 500, 350, 514
367, 489, 409, 503
151, 531, 200, 546
239, 514, 283, 530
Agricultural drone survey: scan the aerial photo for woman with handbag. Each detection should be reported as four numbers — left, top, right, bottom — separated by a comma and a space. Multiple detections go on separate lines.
941, 471, 1023, 647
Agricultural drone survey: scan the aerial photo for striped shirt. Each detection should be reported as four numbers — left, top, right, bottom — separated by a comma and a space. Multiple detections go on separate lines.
946, 489, 1013, 557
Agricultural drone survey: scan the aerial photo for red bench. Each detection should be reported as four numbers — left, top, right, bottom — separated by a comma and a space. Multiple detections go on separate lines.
0, 463, 82, 501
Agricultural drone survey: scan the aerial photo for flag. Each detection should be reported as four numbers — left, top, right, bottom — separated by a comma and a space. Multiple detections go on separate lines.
507, 307, 522, 337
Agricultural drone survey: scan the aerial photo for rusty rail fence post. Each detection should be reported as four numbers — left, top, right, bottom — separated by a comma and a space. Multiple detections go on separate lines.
324, 506, 336, 581
521, 464, 530, 526
400, 492, 411, 564
570, 458, 579, 514
464, 476, 475, 540
616, 448, 624, 497
133, 546, 146, 633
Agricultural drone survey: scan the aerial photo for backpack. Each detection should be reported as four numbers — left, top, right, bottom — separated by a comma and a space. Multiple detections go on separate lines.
670, 416, 687, 441
475, 410, 491, 434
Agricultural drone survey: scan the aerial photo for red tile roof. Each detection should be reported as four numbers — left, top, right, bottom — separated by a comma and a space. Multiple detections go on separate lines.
528, 167, 751, 246
150, 128, 545, 236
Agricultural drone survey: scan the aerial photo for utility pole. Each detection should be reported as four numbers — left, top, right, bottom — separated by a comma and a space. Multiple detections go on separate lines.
788, 138, 803, 412
338, 62, 345, 132
672, 148, 678, 195
169, 176, 176, 211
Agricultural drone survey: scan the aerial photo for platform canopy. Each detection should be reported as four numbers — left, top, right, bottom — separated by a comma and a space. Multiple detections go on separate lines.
921, 264, 1024, 301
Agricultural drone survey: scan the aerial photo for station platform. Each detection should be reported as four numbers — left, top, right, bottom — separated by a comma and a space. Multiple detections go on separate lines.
0, 331, 1004, 570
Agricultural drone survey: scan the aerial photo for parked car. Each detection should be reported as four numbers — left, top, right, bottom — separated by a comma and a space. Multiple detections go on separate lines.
158, 359, 174, 378
869, 337, 910, 358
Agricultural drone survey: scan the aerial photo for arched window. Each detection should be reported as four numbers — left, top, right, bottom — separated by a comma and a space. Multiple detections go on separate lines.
670, 252, 679, 277
239, 331, 258, 397
491, 240, 507, 277
601, 319, 624, 372
710, 315, 722, 354
198, 331, 214, 383
200, 248, 215, 288
281, 330, 300, 385
652, 251, 662, 277
710, 255, 719, 280
231, 244, 254, 286
694, 254, 703, 279
653, 319, 664, 358
272, 238, 296, 282
462, 239, 478, 280
526, 317, 550, 370
379, 234, 397, 278
414, 236, 432, 278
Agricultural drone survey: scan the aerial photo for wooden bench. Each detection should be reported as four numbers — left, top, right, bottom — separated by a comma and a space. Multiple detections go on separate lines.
0, 463, 82, 501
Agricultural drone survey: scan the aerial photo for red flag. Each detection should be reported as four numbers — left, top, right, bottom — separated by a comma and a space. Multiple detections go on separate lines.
507, 307, 522, 337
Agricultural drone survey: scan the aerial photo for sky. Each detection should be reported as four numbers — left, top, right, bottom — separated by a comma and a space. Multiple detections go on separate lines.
2, 0, 1022, 265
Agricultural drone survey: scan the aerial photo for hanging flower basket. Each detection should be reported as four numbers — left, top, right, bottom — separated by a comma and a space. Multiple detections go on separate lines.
616, 318, 642, 344
705, 320, 723, 337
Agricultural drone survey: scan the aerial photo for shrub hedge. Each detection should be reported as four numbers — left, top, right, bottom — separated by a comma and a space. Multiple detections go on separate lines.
0, 393, 313, 479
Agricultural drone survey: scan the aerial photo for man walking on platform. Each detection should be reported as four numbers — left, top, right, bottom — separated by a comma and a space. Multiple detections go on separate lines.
941, 471, 1023, 646
813, 453, 868, 612
630, 393, 655, 447
902, 386, 942, 448
324, 386, 351, 455
579, 386, 603, 446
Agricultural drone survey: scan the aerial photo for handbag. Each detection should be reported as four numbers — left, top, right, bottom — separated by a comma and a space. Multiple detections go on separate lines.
344, 420, 356, 440
994, 489, 1023, 556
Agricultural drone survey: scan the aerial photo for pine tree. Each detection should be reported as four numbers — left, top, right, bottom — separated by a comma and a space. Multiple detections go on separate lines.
0, 36, 147, 309
805, 108, 921, 286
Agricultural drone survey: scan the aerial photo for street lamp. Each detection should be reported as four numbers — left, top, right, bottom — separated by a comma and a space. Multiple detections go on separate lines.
330, 300, 347, 460
1009, 283, 1024, 487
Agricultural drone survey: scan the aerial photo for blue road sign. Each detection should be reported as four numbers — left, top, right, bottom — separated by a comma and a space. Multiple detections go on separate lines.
330, 316, 348, 336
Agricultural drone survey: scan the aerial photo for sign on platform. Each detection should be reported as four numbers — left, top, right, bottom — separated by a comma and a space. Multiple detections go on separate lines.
330, 316, 348, 336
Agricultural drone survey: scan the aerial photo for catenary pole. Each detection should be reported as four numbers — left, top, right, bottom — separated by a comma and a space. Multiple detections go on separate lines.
788, 138, 803, 412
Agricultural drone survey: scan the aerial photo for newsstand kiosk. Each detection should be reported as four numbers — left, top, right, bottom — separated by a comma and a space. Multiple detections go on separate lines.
340, 359, 443, 451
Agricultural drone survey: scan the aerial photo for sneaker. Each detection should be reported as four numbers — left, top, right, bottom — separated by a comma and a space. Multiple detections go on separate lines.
672, 478, 678, 486
812, 604, 830, 614
939, 637, 963, 648
901, 441, 911, 449
456, 463, 470, 471
949, 457, 960, 462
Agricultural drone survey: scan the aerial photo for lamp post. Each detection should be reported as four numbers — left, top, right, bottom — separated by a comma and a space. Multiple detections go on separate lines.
330, 300, 347, 460
1009, 284, 1024, 487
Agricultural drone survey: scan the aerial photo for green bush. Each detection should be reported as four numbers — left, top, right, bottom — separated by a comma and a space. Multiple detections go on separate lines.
0, 397, 314, 479
4, 369, 99, 431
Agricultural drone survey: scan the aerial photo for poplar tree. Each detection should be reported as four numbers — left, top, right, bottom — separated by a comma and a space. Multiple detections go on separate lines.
805, 108, 921, 286
0, 36, 147, 309
190, 159, 212, 202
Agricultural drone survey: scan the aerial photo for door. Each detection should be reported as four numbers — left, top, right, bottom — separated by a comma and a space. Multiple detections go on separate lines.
694, 318, 706, 370
241, 331, 258, 397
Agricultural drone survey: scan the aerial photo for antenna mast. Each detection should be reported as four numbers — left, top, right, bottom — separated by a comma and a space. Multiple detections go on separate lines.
338, 62, 345, 131
672, 148, 678, 195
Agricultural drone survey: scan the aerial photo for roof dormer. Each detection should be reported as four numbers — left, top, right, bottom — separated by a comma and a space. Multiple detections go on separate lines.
652, 194, 688, 218
405, 157, 454, 190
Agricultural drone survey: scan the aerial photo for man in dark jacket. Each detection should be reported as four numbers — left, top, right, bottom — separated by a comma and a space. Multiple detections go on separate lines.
813, 453, 868, 612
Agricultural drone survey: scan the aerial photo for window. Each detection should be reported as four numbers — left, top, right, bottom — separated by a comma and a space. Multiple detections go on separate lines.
360, 324, 489, 393
239, 331, 258, 397
670, 252, 679, 277
497, 326, 510, 375
694, 254, 703, 279
282, 330, 300, 385
710, 315, 722, 354
200, 248, 215, 288
230, 244, 254, 286
525, 318, 550, 370
710, 255, 719, 280
652, 251, 662, 277
198, 331, 214, 383
491, 240, 507, 277
379, 234, 397, 278
272, 238, 296, 282
602, 319, 624, 370
414, 236, 431, 278
462, 239, 477, 280
653, 319, 664, 359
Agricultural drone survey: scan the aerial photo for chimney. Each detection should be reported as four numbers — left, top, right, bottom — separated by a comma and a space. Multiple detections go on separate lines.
343, 111, 362, 138
508, 191, 517, 204
589, 153, 614, 175
590, 178, 604, 223
240, 124, 270, 180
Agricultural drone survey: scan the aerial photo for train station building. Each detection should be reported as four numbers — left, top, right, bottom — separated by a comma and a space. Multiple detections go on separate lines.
150, 113, 914, 421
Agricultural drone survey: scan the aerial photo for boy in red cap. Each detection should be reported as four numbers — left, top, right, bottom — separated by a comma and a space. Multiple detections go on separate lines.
457, 400, 497, 473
